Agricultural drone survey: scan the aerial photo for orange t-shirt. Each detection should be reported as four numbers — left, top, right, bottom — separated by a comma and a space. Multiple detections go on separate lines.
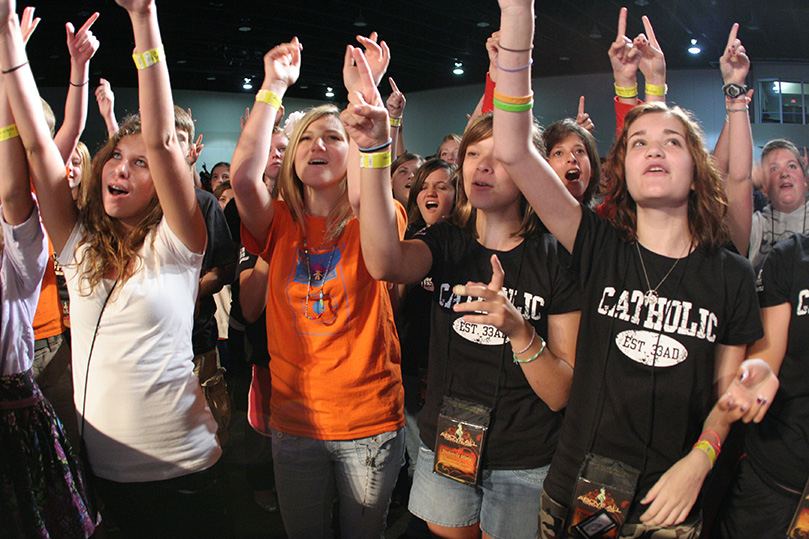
33, 238, 65, 340
243, 200, 405, 440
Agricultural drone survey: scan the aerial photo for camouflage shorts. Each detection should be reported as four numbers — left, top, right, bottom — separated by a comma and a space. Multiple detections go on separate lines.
537, 491, 701, 539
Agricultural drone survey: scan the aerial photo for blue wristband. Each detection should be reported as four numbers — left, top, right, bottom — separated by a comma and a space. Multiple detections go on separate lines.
358, 138, 393, 153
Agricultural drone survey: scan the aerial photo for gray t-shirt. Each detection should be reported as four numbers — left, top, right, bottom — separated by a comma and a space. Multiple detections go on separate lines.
749, 199, 809, 275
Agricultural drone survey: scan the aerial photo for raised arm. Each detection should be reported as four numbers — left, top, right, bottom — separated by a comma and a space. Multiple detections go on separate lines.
492, 0, 580, 252
340, 46, 432, 284
610, 8, 641, 108
0, 1, 77, 252
95, 78, 118, 137
386, 77, 406, 157
230, 38, 300, 245
717, 24, 753, 255
636, 15, 666, 104
117, 0, 205, 253
54, 11, 98, 162
0, 70, 33, 225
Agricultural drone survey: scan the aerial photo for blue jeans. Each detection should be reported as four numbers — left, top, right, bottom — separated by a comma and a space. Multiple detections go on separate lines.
271, 426, 405, 539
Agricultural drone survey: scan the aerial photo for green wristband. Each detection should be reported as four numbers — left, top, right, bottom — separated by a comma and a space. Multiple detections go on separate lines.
493, 98, 534, 113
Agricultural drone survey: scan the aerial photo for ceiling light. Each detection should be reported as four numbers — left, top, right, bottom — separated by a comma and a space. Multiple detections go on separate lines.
589, 23, 602, 40
239, 26, 251, 32
688, 39, 701, 55
477, 21, 490, 28
176, 59, 187, 64
325, 86, 335, 98
243, 77, 253, 90
207, 76, 216, 81
634, 0, 649, 5
453, 61, 464, 76
354, 12, 367, 27
559, 56, 570, 61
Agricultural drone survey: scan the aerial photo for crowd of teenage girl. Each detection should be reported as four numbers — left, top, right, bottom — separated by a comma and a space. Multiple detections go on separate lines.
0, 1, 806, 538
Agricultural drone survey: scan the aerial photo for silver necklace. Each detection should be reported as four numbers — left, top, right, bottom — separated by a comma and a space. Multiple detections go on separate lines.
635, 241, 687, 307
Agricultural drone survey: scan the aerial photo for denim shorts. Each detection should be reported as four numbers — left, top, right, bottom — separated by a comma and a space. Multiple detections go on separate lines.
408, 441, 548, 539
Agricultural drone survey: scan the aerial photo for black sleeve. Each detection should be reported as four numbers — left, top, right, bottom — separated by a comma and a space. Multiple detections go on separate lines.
721, 252, 765, 346
548, 238, 581, 315
196, 188, 238, 272
413, 221, 454, 278
570, 205, 618, 286
758, 235, 798, 309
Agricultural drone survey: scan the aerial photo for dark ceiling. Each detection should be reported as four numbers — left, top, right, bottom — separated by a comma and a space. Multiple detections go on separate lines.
24, 0, 809, 102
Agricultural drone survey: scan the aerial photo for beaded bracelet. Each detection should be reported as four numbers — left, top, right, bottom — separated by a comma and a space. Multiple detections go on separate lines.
0, 124, 19, 142
645, 82, 667, 97
256, 89, 282, 110
512, 326, 537, 355
132, 45, 166, 70
493, 98, 534, 112
614, 84, 638, 98
513, 334, 546, 364
359, 151, 392, 169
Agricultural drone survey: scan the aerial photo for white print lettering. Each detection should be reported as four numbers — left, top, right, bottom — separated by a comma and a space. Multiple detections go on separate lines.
597, 287, 717, 343
797, 289, 809, 316
615, 330, 688, 367
438, 281, 546, 346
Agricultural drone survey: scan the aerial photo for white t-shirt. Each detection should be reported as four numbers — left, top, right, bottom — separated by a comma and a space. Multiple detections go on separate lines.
58, 218, 221, 482
749, 199, 809, 274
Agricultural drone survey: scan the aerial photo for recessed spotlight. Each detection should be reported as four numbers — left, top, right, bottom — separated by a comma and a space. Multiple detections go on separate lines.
589, 23, 602, 40
559, 56, 570, 61
243, 77, 253, 90
354, 12, 367, 27
207, 76, 216, 81
453, 61, 464, 75
176, 59, 187, 64
325, 86, 335, 98
688, 38, 701, 55
239, 26, 251, 32
635, 0, 649, 5
477, 21, 490, 28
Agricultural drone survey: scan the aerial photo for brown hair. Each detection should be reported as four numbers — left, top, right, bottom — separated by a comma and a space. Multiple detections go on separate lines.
436, 133, 462, 157
173, 105, 194, 141
75, 114, 163, 292
213, 180, 232, 200
761, 138, 808, 179
543, 119, 601, 205
406, 158, 457, 228
601, 102, 728, 253
452, 113, 545, 239
276, 105, 352, 242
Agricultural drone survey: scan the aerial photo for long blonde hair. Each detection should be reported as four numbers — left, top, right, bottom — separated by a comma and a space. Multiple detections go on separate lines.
75, 115, 163, 292
276, 104, 353, 242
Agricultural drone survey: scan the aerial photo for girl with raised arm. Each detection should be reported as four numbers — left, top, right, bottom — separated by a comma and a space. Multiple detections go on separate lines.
230, 34, 405, 538
2, 0, 227, 536
492, 2, 778, 537
0, 5, 94, 536
342, 46, 580, 539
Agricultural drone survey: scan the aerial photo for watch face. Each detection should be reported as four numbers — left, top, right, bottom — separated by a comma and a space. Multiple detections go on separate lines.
725, 83, 745, 98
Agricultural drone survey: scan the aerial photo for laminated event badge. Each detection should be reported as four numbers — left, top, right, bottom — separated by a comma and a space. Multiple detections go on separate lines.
788, 478, 809, 538
433, 396, 492, 486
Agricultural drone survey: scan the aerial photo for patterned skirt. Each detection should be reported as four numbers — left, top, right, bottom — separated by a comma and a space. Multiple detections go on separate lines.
0, 369, 96, 538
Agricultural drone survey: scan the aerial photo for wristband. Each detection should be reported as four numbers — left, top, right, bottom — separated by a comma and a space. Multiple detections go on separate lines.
70, 80, 90, 87
512, 326, 537, 355
132, 45, 166, 70
693, 440, 718, 467
359, 151, 392, 169
389, 117, 402, 128
513, 334, 546, 364
256, 89, 282, 110
498, 43, 534, 53
0, 124, 19, 142
493, 98, 533, 112
645, 82, 667, 97
700, 431, 722, 448
614, 84, 638, 98
495, 58, 533, 73
726, 106, 749, 113
1, 61, 28, 75
493, 89, 534, 105
358, 138, 392, 153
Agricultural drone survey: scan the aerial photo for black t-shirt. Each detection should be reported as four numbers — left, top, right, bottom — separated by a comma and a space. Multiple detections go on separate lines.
544, 207, 763, 522
397, 225, 433, 377
192, 188, 238, 354
237, 246, 271, 366
415, 222, 580, 470
746, 233, 809, 491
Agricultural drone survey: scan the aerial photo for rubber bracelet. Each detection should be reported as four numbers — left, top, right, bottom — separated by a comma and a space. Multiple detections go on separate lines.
0, 124, 19, 142
645, 82, 667, 97
493, 89, 534, 105
727, 107, 749, 112
132, 45, 165, 70
513, 335, 546, 364
614, 84, 638, 98
693, 440, 718, 467
726, 96, 750, 104
496, 58, 533, 73
700, 430, 722, 448
256, 89, 282, 110
498, 43, 533, 53
70, 80, 89, 87
493, 98, 534, 112
1, 61, 28, 75
512, 326, 537, 355
389, 117, 402, 128
358, 138, 392, 153
359, 151, 392, 169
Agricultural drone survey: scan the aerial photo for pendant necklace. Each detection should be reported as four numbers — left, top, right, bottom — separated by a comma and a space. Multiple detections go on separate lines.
302, 233, 338, 320
635, 241, 688, 307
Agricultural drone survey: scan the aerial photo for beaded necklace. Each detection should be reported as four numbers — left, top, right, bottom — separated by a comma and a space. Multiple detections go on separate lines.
302, 234, 338, 320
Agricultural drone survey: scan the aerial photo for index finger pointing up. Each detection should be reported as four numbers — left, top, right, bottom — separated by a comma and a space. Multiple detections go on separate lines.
641, 15, 659, 47
725, 23, 739, 51
78, 11, 99, 35
389, 77, 400, 94
616, 7, 628, 41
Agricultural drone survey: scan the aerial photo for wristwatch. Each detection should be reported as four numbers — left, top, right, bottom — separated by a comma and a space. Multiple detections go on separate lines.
723, 83, 748, 99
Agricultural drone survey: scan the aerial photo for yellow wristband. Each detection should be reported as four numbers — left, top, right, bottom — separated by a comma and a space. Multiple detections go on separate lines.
0, 124, 19, 142
645, 82, 667, 97
255, 89, 282, 110
359, 151, 392, 169
132, 45, 166, 70
389, 117, 402, 128
614, 84, 638, 98
693, 440, 718, 467
493, 89, 534, 105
